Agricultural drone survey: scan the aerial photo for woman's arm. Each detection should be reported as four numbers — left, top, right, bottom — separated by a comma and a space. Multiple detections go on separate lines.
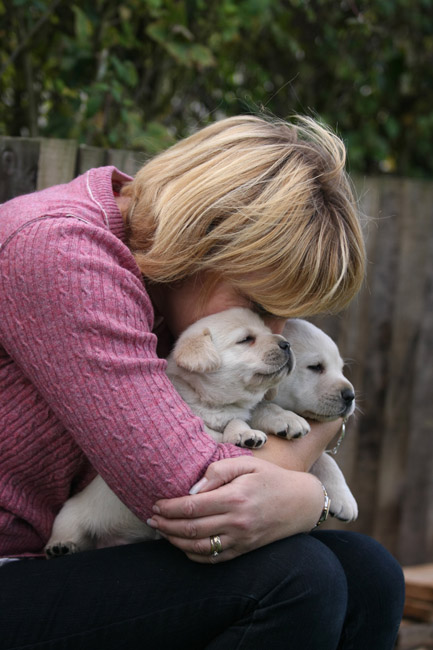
251, 419, 342, 472
0, 217, 250, 522
148, 419, 341, 562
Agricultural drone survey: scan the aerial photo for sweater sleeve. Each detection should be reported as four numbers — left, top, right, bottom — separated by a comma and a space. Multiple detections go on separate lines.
0, 216, 250, 519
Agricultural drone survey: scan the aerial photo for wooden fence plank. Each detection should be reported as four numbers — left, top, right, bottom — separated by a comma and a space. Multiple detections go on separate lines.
36, 138, 78, 189
77, 145, 108, 174
0, 137, 40, 202
106, 148, 144, 177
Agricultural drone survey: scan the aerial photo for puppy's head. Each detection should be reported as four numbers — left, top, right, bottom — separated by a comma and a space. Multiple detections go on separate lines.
274, 319, 355, 421
168, 308, 293, 405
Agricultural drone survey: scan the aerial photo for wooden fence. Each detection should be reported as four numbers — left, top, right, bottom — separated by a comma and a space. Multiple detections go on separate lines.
1, 136, 432, 567
314, 176, 433, 567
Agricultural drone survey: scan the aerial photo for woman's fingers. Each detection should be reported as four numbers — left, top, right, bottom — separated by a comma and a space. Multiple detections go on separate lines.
160, 527, 256, 564
184, 545, 240, 564
153, 486, 231, 521
162, 532, 236, 564
188, 456, 258, 495
153, 456, 260, 520
147, 511, 228, 540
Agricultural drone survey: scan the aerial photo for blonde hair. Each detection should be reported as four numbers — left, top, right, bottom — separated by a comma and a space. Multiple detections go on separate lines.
122, 114, 365, 317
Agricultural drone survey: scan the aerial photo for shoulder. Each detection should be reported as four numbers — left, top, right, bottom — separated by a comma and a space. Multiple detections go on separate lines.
0, 215, 152, 322
0, 166, 132, 250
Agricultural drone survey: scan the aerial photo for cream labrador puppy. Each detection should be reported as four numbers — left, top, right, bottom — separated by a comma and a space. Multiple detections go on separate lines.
265, 318, 358, 522
45, 308, 304, 557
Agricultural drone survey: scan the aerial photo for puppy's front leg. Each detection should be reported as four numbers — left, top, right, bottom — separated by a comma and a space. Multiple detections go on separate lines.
222, 418, 267, 448
310, 453, 358, 522
204, 424, 225, 443
45, 476, 158, 558
45, 483, 100, 558
251, 402, 310, 440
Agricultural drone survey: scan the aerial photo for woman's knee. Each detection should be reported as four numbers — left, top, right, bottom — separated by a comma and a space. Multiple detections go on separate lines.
313, 530, 405, 607
312, 530, 405, 648
282, 535, 349, 625
234, 535, 349, 647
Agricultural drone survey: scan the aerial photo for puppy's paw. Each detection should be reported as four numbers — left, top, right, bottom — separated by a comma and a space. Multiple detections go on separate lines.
237, 429, 268, 449
222, 419, 268, 448
251, 403, 310, 440
268, 411, 310, 440
45, 541, 79, 559
330, 492, 358, 522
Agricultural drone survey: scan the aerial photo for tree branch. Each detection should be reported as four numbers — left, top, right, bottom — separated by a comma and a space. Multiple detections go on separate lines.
0, 0, 64, 78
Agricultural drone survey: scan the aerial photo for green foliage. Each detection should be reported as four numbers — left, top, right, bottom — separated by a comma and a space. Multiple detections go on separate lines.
1, 0, 432, 176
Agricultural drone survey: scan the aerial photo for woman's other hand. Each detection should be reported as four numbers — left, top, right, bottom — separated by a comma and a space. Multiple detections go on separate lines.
148, 456, 326, 563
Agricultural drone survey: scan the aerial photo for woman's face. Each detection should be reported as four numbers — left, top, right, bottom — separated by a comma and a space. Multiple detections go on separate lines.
153, 274, 287, 338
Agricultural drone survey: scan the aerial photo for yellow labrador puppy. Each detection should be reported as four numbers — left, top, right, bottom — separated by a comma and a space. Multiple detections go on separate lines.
266, 319, 358, 522
45, 308, 305, 557
166, 308, 309, 446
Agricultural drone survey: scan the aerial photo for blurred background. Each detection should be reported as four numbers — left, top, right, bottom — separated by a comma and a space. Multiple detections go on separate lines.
1, 0, 432, 177
1, 1, 432, 573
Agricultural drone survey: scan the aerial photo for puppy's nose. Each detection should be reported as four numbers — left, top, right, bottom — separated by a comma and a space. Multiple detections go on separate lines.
341, 388, 355, 404
278, 340, 291, 356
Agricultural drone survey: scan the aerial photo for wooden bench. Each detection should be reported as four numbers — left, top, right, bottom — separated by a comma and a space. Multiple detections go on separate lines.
397, 564, 433, 649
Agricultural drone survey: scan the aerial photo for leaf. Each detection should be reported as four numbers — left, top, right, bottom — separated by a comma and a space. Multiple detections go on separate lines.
86, 92, 106, 118
146, 21, 214, 68
71, 5, 94, 43
146, 21, 170, 45
189, 44, 215, 68
110, 56, 139, 87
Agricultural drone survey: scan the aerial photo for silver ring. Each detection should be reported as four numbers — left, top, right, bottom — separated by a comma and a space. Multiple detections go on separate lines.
210, 535, 223, 556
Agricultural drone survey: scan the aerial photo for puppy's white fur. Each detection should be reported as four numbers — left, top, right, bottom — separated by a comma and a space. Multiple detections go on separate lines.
45, 308, 298, 556
271, 319, 358, 521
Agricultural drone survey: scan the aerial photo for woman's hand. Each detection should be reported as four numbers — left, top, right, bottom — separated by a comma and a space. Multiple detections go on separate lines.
147, 456, 326, 563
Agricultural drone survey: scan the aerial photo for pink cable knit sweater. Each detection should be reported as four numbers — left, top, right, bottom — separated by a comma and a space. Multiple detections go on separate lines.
0, 166, 249, 557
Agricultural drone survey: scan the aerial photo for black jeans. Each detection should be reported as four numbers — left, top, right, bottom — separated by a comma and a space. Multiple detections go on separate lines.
0, 531, 404, 650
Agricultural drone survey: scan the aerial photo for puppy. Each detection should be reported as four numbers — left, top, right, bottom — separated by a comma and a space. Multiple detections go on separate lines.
45, 308, 306, 557
165, 308, 309, 446
263, 318, 358, 521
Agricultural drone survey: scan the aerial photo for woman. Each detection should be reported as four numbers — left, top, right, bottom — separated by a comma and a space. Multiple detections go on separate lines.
0, 115, 404, 648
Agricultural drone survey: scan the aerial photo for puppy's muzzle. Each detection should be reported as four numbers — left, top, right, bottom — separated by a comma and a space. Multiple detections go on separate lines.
262, 337, 293, 375
340, 387, 355, 416
277, 339, 294, 373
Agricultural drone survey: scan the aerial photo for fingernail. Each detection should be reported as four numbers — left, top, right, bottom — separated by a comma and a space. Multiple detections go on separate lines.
189, 477, 208, 495
152, 505, 161, 514
146, 518, 158, 529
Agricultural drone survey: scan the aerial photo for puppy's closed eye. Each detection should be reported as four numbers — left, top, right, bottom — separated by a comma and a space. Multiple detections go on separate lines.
237, 335, 255, 344
307, 363, 324, 373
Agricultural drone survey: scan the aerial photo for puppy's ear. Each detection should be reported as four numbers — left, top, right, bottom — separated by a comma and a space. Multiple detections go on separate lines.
264, 387, 278, 401
173, 328, 221, 373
